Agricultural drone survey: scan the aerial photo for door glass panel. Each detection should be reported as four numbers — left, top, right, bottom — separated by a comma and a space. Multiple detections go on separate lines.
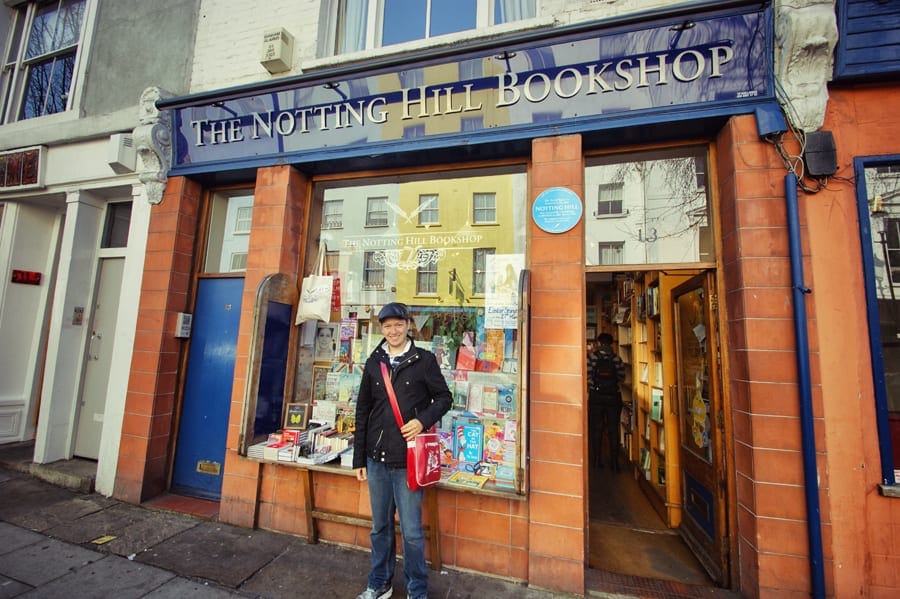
204, 191, 254, 273
101, 202, 132, 248
585, 146, 713, 266
676, 285, 712, 463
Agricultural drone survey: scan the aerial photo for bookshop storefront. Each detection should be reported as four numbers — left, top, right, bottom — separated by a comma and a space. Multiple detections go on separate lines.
113, 4, 793, 596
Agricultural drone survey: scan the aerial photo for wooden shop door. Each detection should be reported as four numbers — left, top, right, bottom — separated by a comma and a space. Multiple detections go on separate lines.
171, 276, 244, 499
673, 271, 729, 585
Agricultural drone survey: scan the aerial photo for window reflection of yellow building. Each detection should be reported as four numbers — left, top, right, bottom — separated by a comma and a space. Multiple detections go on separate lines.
394, 172, 519, 309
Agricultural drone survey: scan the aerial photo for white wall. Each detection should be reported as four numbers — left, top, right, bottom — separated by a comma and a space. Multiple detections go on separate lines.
0, 203, 62, 443
35, 191, 104, 463
188, 0, 708, 94
94, 184, 149, 496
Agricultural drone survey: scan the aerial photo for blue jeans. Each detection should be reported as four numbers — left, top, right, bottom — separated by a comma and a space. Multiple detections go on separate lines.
366, 458, 428, 598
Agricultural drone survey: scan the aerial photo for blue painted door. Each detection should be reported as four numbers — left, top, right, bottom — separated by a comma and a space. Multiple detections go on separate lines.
172, 277, 244, 499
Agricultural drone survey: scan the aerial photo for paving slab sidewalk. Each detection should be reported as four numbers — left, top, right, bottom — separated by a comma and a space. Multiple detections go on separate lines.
0, 468, 564, 599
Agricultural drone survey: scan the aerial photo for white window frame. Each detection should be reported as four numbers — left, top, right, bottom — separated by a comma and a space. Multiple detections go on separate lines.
363, 250, 385, 289
229, 252, 248, 271
325, 250, 340, 275
233, 206, 252, 234
598, 241, 624, 266
324, 0, 537, 56
0, 0, 92, 125
365, 196, 389, 227
416, 259, 437, 295
595, 183, 625, 218
323, 199, 344, 229
473, 192, 496, 224
472, 247, 495, 295
417, 194, 439, 225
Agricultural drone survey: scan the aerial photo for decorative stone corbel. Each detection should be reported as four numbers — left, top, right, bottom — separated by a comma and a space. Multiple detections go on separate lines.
774, 0, 838, 132
133, 87, 173, 205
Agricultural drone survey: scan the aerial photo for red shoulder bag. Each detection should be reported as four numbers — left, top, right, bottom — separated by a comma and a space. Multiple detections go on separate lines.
380, 362, 441, 490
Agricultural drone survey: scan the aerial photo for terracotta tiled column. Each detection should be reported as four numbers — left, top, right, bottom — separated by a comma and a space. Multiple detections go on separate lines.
114, 176, 201, 503
717, 114, 815, 594
219, 165, 308, 527
527, 135, 586, 596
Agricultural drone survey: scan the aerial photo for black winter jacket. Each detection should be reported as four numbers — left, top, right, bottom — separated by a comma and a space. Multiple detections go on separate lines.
352, 338, 452, 469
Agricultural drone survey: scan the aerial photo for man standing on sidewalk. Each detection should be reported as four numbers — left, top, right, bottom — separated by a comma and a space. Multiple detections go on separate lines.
352, 302, 452, 599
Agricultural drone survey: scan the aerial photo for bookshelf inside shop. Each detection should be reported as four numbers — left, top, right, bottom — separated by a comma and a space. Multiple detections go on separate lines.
604, 270, 696, 526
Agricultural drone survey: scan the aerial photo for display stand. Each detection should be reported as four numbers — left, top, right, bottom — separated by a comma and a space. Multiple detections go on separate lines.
257, 461, 442, 571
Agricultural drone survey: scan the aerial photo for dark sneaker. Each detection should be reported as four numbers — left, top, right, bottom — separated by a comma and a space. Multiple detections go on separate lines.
355, 582, 393, 599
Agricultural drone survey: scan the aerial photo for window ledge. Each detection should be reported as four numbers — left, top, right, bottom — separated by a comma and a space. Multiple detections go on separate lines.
879, 484, 900, 498
304, 16, 557, 73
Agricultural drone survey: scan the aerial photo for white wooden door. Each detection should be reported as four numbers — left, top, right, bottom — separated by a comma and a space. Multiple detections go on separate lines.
74, 258, 124, 459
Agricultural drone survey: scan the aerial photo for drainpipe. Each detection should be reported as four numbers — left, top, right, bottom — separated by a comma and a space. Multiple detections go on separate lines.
784, 172, 826, 599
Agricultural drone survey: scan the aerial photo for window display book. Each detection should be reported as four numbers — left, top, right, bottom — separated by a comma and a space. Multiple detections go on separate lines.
454, 420, 484, 466
447, 471, 489, 489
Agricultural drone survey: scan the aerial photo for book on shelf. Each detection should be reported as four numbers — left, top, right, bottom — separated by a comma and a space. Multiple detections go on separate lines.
493, 464, 517, 489
456, 344, 476, 371
640, 447, 651, 471
447, 471, 489, 489
454, 420, 484, 465
650, 388, 663, 422
263, 441, 289, 461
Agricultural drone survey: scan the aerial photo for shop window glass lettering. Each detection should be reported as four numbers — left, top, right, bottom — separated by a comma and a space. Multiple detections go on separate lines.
284, 166, 528, 495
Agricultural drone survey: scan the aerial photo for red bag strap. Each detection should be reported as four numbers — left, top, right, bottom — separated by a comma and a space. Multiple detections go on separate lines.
380, 362, 405, 429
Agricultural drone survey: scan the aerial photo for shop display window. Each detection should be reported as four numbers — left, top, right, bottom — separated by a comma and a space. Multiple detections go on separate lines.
288, 166, 528, 495
584, 146, 713, 267
857, 157, 900, 483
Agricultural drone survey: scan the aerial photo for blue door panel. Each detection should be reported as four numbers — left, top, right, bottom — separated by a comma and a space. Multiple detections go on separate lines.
172, 277, 243, 499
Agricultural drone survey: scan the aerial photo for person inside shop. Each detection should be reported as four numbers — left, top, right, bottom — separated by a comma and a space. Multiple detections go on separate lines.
352, 302, 452, 599
587, 332, 627, 472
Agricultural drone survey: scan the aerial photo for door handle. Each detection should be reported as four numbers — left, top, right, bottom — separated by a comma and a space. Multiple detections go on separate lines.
89, 331, 102, 360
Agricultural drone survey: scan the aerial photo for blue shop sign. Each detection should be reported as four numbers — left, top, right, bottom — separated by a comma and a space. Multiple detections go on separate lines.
168, 7, 773, 172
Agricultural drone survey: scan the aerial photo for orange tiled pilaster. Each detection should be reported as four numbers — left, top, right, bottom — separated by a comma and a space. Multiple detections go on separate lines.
219, 165, 308, 528
527, 135, 586, 596
717, 114, 832, 596
114, 176, 201, 503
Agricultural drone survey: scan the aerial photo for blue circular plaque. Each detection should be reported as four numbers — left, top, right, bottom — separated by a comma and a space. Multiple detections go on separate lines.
532, 187, 583, 233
